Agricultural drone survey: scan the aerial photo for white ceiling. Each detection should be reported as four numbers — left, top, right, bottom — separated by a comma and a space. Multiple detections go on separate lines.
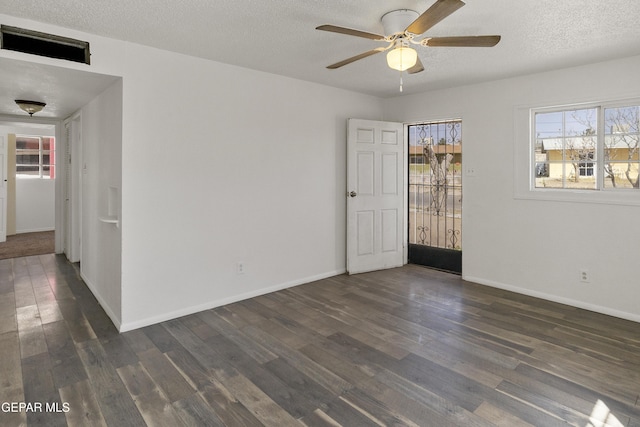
1, 0, 640, 117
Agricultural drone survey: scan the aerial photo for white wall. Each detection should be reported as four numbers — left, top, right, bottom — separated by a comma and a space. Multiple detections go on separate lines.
119, 44, 384, 330
16, 179, 55, 233
384, 55, 640, 322
0, 14, 384, 331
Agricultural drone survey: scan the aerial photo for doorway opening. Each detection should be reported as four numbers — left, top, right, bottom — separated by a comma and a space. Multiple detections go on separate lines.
408, 119, 462, 273
0, 122, 57, 258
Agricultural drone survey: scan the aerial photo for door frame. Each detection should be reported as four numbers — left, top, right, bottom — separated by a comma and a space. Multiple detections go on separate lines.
0, 115, 65, 253
63, 112, 82, 262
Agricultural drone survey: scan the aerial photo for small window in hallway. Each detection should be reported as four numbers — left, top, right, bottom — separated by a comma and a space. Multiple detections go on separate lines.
16, 135, 55, 179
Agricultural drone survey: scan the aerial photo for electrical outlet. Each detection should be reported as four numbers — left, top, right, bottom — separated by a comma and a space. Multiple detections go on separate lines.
465, 167, 476, 177
580, 270, 589, 283
237, 262, 245, 275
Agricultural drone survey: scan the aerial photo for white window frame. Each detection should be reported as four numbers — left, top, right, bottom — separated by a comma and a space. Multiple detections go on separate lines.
16, 134, 55, 179
514, 97, 640, 206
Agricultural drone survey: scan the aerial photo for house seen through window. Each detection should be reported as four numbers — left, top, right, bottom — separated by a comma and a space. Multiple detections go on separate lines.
16, 135, 55, 179
533, 103, 639, 190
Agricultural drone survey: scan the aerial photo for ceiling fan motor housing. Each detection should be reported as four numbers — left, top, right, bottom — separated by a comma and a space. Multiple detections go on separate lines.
381, 9, 419, 36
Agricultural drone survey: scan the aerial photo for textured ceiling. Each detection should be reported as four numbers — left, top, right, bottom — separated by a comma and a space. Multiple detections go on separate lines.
1, 0, 640, 117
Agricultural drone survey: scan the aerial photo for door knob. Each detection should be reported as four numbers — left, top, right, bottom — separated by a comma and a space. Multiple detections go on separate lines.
349, 191, 357, 197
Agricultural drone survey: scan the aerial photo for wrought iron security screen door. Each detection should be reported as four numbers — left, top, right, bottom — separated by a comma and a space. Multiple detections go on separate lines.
408, 120, 462, 273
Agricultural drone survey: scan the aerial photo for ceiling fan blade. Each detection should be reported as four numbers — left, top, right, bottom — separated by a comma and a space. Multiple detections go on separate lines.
326, 47, 386, 69
406, 0, 465, 35
407, 57, 425, 74
425, 35, 501, 47
316, 24, 385, 41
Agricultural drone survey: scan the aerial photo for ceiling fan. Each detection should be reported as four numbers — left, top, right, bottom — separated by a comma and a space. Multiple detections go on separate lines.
316, 0, 501, 74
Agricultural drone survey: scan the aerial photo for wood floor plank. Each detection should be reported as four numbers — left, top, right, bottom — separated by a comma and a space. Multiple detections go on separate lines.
117, 362, 186, 427
36, 300, 64, 325
171, 394, 226, 427
0, 331, 26, 427
16, 304, 48, 358
56, 298, 97, 343
474, 401, 536, 427
355, 376, 466, 427
373, 368, 497, 427
162, 317, 237, 376
21, 352, 67, 426
136, 347, 195, 403
58, 379, 108, 427
313, 395, 388, 427
514, 362, 640, 422
0, 331, 23, 392
298, 342, 374, 387
75, 339, 146, 426
13, 276, 36, 308
99, 334, 139, 369
198, 310, 279, 364
120, 329, 157, 355
217, 372, 301, 427
206, 333, 318, 419
496, 379, 592, 426
164, 346, 215, 392
42, 320, 88, 389
142, 322, 188, 353
263, 357, 336, 414
197, 379, 263, 426
241, 325, 353, 396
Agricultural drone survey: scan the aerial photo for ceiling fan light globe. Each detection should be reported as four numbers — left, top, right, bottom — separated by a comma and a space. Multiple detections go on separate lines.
386, 47, 417, 71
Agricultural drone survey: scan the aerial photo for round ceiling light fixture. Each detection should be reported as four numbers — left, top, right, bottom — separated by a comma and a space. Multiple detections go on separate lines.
15, 99, 46, 116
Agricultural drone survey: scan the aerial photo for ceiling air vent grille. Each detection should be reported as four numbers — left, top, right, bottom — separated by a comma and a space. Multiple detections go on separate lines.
1, 25, 90, 65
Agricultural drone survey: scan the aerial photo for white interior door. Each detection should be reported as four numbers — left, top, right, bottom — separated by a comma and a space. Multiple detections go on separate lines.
0, 136, 7, 243
347, 119, 404, 274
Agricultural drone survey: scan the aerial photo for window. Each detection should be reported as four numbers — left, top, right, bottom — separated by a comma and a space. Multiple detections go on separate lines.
16, 135, 55, 179
532, 102, 639, 191
603, 105, 640, 188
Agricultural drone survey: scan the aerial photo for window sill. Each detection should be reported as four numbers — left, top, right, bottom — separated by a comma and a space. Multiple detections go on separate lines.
515, 187, 640, 206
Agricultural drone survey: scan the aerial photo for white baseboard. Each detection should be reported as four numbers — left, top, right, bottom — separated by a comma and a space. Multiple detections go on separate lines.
463, 275, 640, 324
118, 268, 347, 333
16, 227, 55, 234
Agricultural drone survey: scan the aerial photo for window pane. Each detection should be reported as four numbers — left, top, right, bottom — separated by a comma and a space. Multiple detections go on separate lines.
42, 137, 53, 151
567, 108, 597, 135
534, 108, 598, 189
17, 165, 40, 176
16, 137, 39, 150
604, 162, 640, 188
17, 154, 39, 164
604, 105, 639, 189
535, 111, 563, 138
564, 163, 597, 190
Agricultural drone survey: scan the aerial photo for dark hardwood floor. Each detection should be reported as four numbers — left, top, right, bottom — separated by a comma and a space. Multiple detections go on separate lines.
1, 254, 639, 426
